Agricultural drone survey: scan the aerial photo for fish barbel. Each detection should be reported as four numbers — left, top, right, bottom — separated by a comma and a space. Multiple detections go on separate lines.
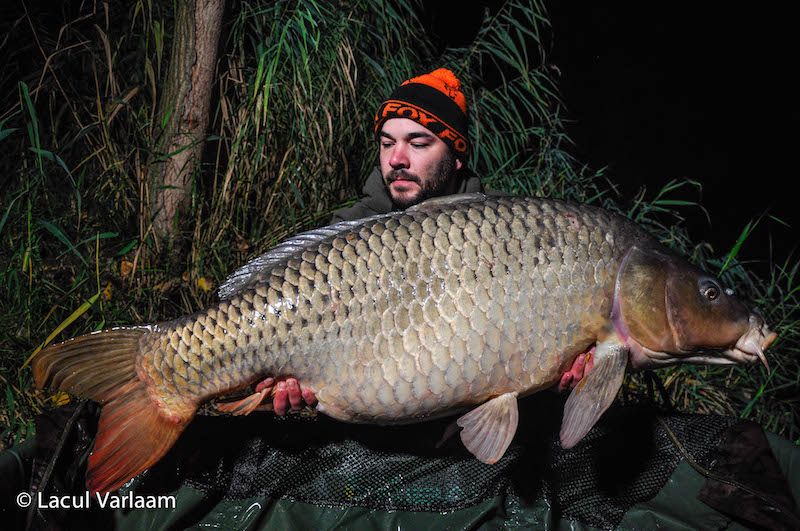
33, 194, 777, 494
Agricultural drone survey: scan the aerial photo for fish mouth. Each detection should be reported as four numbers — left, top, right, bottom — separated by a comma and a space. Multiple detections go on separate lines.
719, 315, 776, 371
626, 314, 777, 370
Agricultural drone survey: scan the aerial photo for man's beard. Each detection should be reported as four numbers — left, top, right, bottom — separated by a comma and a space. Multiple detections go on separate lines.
384, 157, 459, 210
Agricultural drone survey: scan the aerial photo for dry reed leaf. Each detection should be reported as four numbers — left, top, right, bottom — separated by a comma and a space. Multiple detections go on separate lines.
52, 391, 71, 406
197, 277, 213, 292
153, 279, 177, 293
120, 259, 134, 279
235, 234, 251, 252
101, 281, 112, 301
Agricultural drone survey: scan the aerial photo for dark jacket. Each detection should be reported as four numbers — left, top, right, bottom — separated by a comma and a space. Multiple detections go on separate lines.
330, 167, 496, 224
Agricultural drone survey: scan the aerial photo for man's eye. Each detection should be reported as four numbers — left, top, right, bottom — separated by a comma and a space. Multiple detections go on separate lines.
411, 143, 428, 149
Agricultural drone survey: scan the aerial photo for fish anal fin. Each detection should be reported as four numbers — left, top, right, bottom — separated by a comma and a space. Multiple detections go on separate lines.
215, 387, 270, 416
559, 335, 628, 449
456, 391, 519, 464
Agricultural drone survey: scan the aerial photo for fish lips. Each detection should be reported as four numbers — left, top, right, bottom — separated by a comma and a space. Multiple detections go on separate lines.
723, 316, 776, 370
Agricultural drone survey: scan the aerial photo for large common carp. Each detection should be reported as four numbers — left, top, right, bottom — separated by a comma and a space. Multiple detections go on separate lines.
33, 194, 776, 494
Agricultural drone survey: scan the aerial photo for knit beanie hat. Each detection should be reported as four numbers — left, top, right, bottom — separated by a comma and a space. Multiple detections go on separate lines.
374, 68, 469, 155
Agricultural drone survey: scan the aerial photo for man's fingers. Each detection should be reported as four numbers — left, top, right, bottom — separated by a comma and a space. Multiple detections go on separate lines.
286, 378, 304, 410
266, 377, 318, 415
301, 388, 318, 407
255, 377, 275, 393
557, 373, 573, 393
273, 381, 289, 416
556, 351, 594, 393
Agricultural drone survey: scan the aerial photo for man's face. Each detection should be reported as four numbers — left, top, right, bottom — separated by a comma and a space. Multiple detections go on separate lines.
379, 118, 463, 209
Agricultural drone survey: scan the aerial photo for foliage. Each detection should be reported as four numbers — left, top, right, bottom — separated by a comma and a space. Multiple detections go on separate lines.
0, 0, 796, 452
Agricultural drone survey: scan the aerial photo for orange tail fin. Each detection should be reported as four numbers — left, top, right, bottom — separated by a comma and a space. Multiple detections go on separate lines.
33, 327, 195, 494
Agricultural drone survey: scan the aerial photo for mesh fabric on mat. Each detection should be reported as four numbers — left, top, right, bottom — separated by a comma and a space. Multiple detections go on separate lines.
131, 393, 737, 530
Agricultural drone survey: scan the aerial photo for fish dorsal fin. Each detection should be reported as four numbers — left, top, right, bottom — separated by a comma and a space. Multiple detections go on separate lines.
456, 391, 519, 464
559, 334, 628, 448
218, 214, 389, 300
219, 194, 492, 300
407, 192, 487, 212
219, 194, 490, 299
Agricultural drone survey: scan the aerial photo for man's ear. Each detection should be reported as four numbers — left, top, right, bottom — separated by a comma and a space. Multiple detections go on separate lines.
455, 158, 463, 171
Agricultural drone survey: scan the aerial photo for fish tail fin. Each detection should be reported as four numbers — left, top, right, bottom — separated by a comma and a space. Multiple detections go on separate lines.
33, 327, 195, 494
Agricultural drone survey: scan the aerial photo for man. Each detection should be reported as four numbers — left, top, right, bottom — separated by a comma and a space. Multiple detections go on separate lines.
331, 67, 488, 222
271, 68, 496, 414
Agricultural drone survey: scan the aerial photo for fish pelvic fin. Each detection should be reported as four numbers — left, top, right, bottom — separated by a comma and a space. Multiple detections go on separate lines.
215, 386, 271, 415
457, 392, 519, 464
559, 335, 628, 449
32, 327, 195, 494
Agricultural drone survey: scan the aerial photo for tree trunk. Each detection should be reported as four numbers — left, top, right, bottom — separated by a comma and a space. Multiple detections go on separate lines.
148, 0, 224, 243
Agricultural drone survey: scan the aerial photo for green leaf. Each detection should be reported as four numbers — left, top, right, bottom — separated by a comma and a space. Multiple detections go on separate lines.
22, 291, 101, 370
117, 239, 138, 256
38, 219, 88, 266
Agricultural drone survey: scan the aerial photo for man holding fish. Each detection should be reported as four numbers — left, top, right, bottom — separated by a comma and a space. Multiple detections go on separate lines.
269, 68, 503, 415
31, 67, 776, 493
267, 68, 621, 417
14, 67, 796, 531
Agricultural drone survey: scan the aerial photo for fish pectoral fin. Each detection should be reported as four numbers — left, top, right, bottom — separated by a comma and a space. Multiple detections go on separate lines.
215, 387, 270, 416
560, 335, 628, 449
456, 392, 519, 464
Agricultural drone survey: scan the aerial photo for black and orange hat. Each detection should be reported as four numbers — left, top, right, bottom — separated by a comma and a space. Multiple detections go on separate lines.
374, 68, 469, 155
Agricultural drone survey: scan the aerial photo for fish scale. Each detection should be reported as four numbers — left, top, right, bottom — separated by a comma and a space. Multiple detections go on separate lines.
35, 194, 775, 494
134, 197, 626, 424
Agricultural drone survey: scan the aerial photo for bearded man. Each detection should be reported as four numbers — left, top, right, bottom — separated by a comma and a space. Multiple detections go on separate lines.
331, 68, 490, 222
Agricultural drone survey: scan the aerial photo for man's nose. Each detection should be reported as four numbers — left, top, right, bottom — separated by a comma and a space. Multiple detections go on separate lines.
389, 143, 409, 168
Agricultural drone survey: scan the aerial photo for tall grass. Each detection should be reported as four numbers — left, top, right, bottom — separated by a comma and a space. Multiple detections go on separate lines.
0, 0, 796, 452
194, 0, 429, 260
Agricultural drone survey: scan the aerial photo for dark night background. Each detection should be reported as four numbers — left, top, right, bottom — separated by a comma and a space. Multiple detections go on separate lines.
429, 2, 798, 274
549, 3, 798, 271
3, 2, 796, 271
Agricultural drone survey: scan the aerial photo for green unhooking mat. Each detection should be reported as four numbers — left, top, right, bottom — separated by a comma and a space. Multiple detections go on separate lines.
4, 392, 799, 530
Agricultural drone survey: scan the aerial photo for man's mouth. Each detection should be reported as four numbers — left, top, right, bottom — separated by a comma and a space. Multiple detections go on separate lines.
388, 170, 419, 185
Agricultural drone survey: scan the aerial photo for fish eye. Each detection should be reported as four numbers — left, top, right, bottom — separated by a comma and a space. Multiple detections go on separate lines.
701, 283, 721, 301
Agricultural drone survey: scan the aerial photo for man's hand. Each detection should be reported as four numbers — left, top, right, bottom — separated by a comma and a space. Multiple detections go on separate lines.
557, 347, 595, 392
256, 377, 318, 415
